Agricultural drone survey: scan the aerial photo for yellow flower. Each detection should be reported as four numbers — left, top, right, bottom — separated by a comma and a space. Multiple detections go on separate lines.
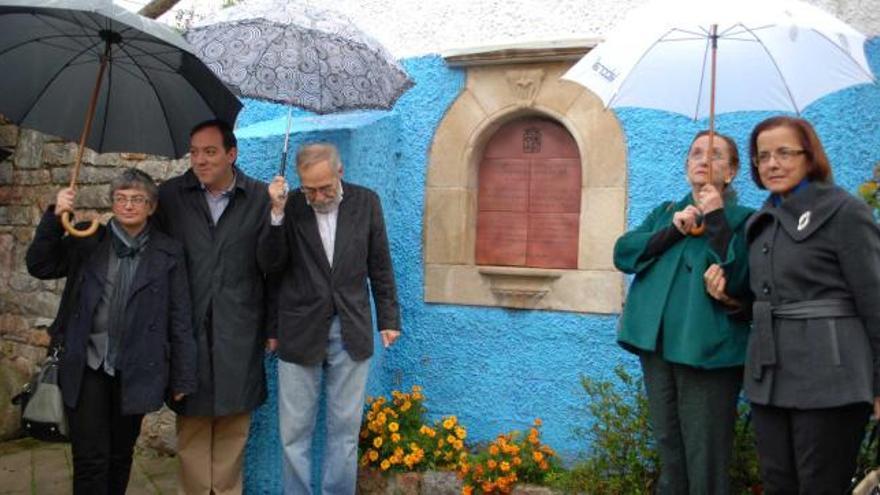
368, 450, 379, 461
455, 427, 466, 440
412, 392, 424, 401
447, 434, 456, 444
500, 461, 510, 472
373, 437, 383, 448
442, 417, 456, 430
380, 459, 390, 471
412, 385, 423, 393
438, 439, 445, 448
388, 422, 399, 432
400, 401, 412, 412
377, 412, 387, 424
391, 433, 401, 443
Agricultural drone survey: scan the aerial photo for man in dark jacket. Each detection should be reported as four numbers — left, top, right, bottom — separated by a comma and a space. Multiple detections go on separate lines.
265, 143, 401, 494
26, 168, 196, 494
153, 119, 275, 495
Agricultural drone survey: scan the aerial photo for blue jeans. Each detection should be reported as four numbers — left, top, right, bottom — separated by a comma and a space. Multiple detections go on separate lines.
278, 317, 370, 495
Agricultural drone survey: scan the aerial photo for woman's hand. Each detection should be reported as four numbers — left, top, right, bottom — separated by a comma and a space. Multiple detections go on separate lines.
54, 187, 76, 217
696, 184, 724, 214
704, 263, 741, 308
673, 205, 701, 235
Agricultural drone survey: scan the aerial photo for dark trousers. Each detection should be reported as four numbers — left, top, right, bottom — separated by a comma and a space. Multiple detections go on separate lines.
65, 367, 144, 495
751, 402, 870, 495
639, 351, 743, 495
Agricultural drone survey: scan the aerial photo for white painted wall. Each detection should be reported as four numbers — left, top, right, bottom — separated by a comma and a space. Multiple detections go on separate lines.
137, 0, 880, 56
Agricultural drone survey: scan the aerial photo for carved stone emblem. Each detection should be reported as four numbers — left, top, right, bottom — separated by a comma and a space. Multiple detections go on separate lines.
505, 69, 545, 104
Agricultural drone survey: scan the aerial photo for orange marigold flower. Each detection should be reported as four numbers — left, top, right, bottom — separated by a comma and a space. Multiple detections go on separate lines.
487, 459, 497, 469
489, 445, 500, 456
391, 433, 401, 443
368, 450, 379, 461
500, 461, 510, 472
400, 401, 412, 412
442, 417, 456, 429
380, 459, 390, 471
533, 451, 544, 462
461, 485, 473, 495
373, 437, 383, 448
389, 422, 399, 432
512, 456, 522, 466
534, 418, 543, 427
540, 460, 549, 471
455, 427, 466, 440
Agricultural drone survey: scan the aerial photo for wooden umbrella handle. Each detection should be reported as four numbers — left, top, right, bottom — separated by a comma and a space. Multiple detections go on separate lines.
62, 39, 111, 238
60, 211, 99, 238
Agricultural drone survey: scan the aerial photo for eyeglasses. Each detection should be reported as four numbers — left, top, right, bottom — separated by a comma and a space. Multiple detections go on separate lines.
687, 150, 728, 163
300, 184, 336, 197
112, 195, 150, 207
753, 148, 806, 167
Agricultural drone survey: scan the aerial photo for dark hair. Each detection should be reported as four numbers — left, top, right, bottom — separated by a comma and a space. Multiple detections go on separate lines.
109, 168, 158, 204
190, 119, 237, 151
748, 116, 833, 189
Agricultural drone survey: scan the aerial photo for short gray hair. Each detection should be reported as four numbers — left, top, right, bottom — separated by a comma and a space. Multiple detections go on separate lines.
109, 168, 159, 204
296, 143, 342, 172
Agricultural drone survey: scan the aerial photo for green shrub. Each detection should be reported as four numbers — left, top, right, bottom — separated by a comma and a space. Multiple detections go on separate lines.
550, 365, 762, 495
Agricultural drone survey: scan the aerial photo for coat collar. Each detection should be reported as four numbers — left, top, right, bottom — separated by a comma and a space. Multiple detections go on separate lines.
672, 192, 752, 230
181, 166, 248, 195
746, 181, 846, 242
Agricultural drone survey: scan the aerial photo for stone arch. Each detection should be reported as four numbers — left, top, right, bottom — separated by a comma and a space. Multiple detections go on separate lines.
424, 61, 628, 313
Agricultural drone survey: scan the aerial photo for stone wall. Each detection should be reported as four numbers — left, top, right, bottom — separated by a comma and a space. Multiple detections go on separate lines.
0, 116, 188, 452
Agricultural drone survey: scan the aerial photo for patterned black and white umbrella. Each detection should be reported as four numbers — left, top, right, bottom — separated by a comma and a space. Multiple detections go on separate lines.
185, 0, 413, 114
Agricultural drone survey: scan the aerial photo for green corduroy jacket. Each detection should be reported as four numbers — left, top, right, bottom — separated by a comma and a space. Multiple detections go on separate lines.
614, 194, 754, 369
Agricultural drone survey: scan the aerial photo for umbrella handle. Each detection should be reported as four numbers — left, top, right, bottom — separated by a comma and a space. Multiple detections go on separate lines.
689, 221, 705, 236
61, 211, 100, 238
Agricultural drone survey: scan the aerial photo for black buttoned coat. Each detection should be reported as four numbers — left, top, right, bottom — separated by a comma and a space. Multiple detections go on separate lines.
745, 181, 880, 408
26, 210, 197, 415
155, 168, 274, 416
265, 182, 400, 365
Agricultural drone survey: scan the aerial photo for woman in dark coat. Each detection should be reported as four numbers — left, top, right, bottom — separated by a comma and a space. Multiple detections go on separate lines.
26, 169, 197, 495
614, 130, 753, 494
707, 116, 880, 493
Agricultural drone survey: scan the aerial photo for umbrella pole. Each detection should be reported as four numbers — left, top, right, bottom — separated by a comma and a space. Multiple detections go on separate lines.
691, 24, 719, 237
61, 39, 112, 238
278, 106, 293, 177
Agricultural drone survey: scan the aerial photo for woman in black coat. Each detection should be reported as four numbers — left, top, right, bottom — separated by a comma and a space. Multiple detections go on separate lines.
26, 169, 196, 495
706, 116, 880, 494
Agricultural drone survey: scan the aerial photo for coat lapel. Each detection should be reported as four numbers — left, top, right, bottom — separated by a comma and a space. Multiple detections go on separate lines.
332, 188, 354, 269
127, 241, 160, 301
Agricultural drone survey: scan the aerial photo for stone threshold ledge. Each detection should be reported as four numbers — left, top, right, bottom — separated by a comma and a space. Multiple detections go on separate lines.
478, 265, 564, 303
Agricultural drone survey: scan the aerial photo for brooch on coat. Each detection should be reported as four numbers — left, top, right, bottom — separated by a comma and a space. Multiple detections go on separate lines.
797, 211, 811, 231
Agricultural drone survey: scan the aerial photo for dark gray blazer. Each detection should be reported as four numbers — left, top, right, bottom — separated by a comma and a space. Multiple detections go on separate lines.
154, 168, 273, 417
266, 182, 400, 365
745, 181, 880, 408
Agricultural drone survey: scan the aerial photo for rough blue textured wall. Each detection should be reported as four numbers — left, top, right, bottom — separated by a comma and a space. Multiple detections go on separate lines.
236, 39, 880, 491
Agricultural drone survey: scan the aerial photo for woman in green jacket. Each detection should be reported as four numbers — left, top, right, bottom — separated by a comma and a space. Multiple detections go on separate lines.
614, 130, 753, 494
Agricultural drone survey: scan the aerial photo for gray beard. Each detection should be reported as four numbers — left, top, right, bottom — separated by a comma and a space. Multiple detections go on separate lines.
307, 181, 343, 213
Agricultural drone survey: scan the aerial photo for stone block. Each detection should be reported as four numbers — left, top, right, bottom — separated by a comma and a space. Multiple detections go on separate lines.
0, 124, 19, 148
423, 187, 474, 265
137, 406, 178, 455
42, 142, 80, 166
13, 129, 44, 169
0, 289, 60, 319
75, 184, 112, 209
421, 471, 461, 494
167, 158, 190, 178
566, 93, 627, 188
93, 152, 128, 167
0, 160, 12, 184
579, 187, 626, 270
534, 62, 585, 115
0, 314, 30, 343
9, 270, 40, 292
0, 355, 30, 440
13, 169, 50, 185
51, 166, 120, 185
0, 450, 31, 490
427, 90, 487, 188
0, 205, 37, 225
0, 233, 12, 273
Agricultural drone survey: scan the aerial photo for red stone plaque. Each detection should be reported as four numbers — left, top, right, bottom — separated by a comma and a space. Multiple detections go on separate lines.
528, 159, 581, 213
475, 212, 527, 266
476, 117, 581, 269
526, 213, 580, 268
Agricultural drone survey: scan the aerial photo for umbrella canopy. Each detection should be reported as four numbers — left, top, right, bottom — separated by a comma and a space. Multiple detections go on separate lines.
0, 0, 242, 159
562, 0, 875, 120
184, 0, 414, 114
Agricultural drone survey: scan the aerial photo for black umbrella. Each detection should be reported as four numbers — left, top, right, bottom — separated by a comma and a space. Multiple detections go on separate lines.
0, 0, 242, 236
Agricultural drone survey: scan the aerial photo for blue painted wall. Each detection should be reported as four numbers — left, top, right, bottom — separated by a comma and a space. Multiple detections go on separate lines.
236, 39, 880, 492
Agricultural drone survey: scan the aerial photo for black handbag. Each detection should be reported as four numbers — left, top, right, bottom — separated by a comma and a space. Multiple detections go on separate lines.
10, 346, 69, 443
